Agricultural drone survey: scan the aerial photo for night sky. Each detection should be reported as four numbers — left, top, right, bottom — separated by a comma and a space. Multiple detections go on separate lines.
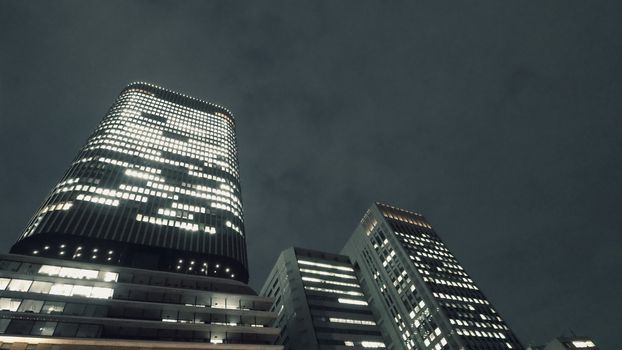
1, 1, 620, 348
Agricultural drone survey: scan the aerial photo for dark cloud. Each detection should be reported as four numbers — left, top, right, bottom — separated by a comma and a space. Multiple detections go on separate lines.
1, 1, 620, 348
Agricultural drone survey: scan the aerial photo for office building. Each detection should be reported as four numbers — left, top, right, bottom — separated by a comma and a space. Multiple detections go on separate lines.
527, 336, 598, 350
11, 82, 248, 283
341, 203, 524, 350
0, 83, 280, 349
260, 247, 386, 350
0, 253, 279, 349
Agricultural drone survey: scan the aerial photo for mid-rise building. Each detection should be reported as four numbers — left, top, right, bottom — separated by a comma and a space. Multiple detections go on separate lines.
260, 247, 386, 350
0, 253, 279, 349
341, 203, 524, 350
0, 83, 280, 349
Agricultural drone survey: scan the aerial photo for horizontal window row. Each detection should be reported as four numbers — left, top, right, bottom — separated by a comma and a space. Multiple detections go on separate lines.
0, 319, 101, 338
0, 278, 113, 299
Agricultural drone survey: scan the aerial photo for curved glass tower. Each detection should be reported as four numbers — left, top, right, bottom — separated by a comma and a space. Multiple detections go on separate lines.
11, 82, 249, 283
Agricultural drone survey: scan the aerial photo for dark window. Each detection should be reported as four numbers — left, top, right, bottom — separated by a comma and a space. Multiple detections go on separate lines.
63, 303, 86, 316
76, 324, 100, 338
6, 320, 34, 335
0, 260, 21, 272
53, 323, 78, 337
142, 113, 167, 123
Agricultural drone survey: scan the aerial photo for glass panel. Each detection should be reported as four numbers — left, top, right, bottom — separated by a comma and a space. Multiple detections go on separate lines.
18, 263, 41, 274
71, 285, 92, 297
53, 322, 78, 337
58, 267, 98, 280
76, 324, 100, 338
101, 271, 118, 282
83, 304, 107, 317
17, 300, 44, 313
31, 321, 56, 336
0, 319, 10, 333
0, 298, 21, 311
38, 265, 61, 276
49, 284, 73, 296
29, 281, 53, 294
5, 320, 34, 335
7, 279, 32, 292
0, 278, 10, 290
90, 287, 113, 299
0, 260, 21, 272
41, 301, 65, 314
63, 303, 85, 316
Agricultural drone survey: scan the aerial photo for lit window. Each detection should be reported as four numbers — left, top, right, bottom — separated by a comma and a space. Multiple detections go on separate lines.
361, 341, 386, 348
101, 271, 118, 282
299, 268, 356, 280
39, 265, 61, 276
572, 340, 596, 348
302, 276, 359, 288
49, 283, 74, 296
90, 286, 114, 299
29, 281, 53, 294
31, 321, 56, 336
329, 317, 376, 326
17, 299, 44, 313
7, 279, 32, 292
72, 285, 93, 297
41, 301, 65, 314
338, 298, 368, 306
0, 298, 21, 311
58, 267, 98, 280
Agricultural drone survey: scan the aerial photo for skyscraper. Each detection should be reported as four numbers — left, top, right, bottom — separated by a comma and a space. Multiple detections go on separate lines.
0, 83, 281, 349
11, 82, 248, 283
260, 247, 386, 350
341, 203, 524, 350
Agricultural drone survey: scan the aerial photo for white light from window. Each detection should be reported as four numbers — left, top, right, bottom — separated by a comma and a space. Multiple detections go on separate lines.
572, 341, 596, 348
302, 276, 359, 288
304, 286, 363, 296
58, 267, 98, 280
7, 279, 32, 292
299, 268, 356, 280
298, 260, 354, 271
338, 298, 368, 306
0, 298, 21, 311
361, 341, 386, 348
329, 317, 376, 326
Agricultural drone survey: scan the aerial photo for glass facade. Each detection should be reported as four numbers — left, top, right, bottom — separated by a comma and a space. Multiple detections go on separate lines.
342, 203, 524, 350
0, 254, 279, 348
11, 83, 248, 282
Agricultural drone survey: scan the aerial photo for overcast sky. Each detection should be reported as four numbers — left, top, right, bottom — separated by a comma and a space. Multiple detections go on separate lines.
1, 1, 620, 348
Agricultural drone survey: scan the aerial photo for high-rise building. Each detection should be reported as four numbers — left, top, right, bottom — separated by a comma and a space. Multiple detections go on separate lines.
341, 203, 524, 350
11, 82, 248, 283
260, 247, 386, 350
0, 83, 281, 349
527, 336, 598, 350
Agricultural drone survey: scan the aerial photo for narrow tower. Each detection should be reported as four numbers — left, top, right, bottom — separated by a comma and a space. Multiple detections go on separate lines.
342, 203, 524, 350
11, 82, 248, 282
